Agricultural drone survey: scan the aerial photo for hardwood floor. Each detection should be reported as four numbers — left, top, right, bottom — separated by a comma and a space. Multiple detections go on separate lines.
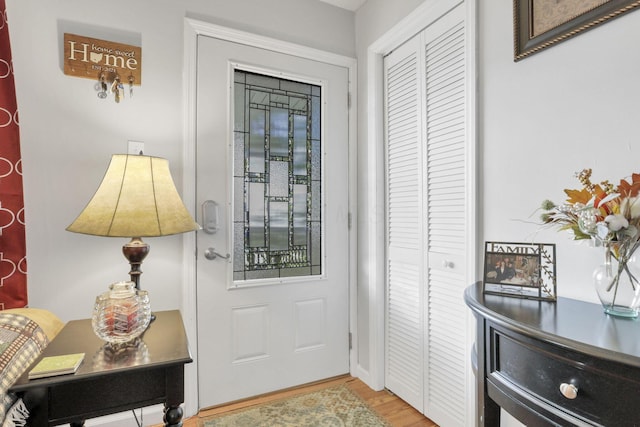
167, 375, 438, 427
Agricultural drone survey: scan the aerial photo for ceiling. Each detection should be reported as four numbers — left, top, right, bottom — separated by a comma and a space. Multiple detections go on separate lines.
317, 0, 366, 11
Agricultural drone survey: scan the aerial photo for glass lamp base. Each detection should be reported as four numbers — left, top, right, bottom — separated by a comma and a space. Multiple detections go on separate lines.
92, 281, 151, 345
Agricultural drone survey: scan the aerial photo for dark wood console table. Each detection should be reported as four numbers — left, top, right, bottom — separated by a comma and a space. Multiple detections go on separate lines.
10, 310, 192, 426
464, 282, 640, 427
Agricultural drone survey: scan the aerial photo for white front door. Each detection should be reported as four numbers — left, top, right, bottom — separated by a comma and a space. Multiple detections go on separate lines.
195, 33, 351, 408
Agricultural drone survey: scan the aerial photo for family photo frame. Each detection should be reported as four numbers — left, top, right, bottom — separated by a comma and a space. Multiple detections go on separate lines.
483, 241, 557, 301
514, 0, 640, 61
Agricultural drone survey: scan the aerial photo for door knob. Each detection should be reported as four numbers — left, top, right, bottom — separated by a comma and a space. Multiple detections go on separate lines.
442, 260, 454, 268
204, 248, 230, 261
559, 383, 578, 399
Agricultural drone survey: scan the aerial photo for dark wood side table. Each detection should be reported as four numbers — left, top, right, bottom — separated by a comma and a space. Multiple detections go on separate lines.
10, 310, 192, 427
465, 282, 640, 427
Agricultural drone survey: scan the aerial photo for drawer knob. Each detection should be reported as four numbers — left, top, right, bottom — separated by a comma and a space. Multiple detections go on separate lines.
560, 383, 578, 399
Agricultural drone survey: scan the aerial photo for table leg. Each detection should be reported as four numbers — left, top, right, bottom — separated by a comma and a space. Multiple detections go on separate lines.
70, 421, 85, 427
163, 404, 184, 427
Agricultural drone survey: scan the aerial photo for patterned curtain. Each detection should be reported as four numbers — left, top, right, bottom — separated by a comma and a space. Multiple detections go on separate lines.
0, 0, 28, 309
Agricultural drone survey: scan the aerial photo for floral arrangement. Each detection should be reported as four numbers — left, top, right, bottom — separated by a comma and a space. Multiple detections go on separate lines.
540, 168, 640, 304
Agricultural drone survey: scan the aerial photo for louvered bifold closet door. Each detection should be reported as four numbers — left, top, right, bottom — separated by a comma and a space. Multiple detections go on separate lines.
384, 2, 470, 426
423, 4, 468, 427
383, 35, 425, 412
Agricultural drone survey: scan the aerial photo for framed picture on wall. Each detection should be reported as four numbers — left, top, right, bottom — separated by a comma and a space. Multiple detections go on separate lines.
483, 241, 557, 301
513, 0, 640, 61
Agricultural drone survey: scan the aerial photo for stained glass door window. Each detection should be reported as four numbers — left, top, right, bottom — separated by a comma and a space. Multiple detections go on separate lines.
233, 70, 322, 282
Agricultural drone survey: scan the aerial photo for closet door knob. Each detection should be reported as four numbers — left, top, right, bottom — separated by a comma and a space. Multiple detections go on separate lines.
442, 260, 454, 268
559, 383, 578, 399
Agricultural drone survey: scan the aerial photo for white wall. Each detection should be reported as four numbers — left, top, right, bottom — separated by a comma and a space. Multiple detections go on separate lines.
480, 2, 640, 303
480, 3, 640, 425
7, 0, 355, 323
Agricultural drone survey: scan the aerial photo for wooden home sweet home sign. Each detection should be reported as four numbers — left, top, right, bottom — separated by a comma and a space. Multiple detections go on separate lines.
63, 33, 141, 86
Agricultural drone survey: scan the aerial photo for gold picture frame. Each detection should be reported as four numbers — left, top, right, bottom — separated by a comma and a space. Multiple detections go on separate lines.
514, 0, 640, 61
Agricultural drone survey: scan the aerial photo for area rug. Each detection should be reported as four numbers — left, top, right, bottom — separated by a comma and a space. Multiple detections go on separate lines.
199, 384, 392, 427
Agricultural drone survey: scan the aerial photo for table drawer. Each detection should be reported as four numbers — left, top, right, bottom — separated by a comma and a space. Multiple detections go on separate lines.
49, 369, 167, 423
489, 327, 640, 426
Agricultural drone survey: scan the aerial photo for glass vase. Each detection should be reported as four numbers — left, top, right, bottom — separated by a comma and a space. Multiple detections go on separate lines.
593, 243, 640, 318
92, 281, 151, 345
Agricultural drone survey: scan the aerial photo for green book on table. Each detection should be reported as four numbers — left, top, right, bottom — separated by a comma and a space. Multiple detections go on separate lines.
28, 353, 85, 379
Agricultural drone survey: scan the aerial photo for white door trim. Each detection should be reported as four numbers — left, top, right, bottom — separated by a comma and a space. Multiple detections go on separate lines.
363, 2, 477, 421
182, 18, 358, 417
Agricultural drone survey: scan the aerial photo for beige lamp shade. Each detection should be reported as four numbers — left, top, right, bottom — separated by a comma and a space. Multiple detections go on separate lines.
67, 154, 199, 237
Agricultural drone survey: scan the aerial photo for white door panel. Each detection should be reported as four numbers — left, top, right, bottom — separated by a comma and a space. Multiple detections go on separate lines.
384, 34, 425, 412
384, 2, 471, 426
195, 35, 350, 408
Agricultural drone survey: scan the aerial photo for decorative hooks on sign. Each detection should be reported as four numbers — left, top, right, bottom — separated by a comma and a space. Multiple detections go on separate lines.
97, 73, 108, 99
96, 72, 133, 103
128, 75, 135, 98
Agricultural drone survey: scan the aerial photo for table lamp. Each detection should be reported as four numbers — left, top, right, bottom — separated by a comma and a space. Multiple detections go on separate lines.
66, 154, 199, 290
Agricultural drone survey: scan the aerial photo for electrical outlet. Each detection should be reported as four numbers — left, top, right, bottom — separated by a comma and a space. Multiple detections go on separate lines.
128, 140, 144, 155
